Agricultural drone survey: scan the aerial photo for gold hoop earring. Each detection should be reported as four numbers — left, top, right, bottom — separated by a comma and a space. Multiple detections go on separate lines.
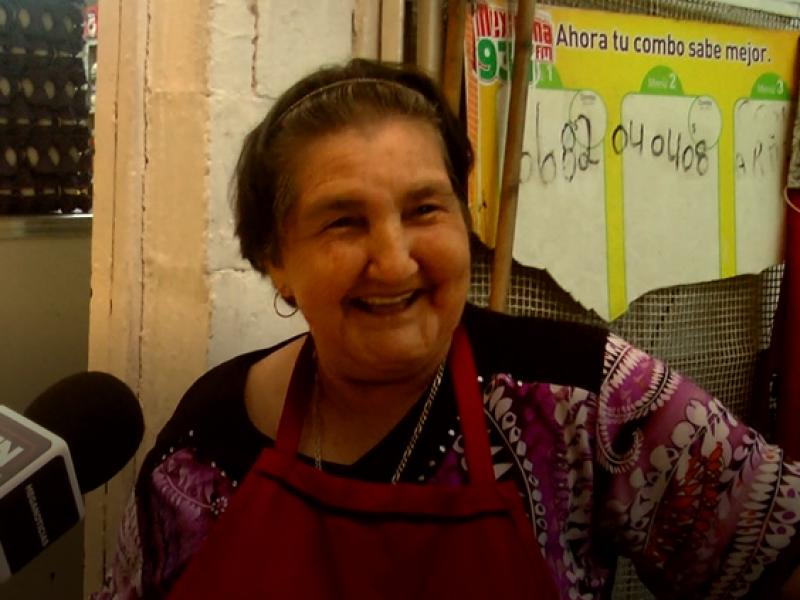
273, 292, 299, 318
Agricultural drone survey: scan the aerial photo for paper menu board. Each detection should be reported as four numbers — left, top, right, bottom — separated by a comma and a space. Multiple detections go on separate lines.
620, 80, 722, 306
734, 78, 792, 275
466, 2, 799, 320
494, 83, 611, 318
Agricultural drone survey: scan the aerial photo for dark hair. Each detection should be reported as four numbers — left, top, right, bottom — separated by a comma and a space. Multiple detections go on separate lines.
233, 58, 474, 274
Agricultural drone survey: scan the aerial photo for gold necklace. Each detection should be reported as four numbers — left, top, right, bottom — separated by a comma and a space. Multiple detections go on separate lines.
312, 360, 447, 484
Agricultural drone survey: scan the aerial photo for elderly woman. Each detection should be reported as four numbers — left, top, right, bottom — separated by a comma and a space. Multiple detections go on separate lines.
93, 59, 800, 600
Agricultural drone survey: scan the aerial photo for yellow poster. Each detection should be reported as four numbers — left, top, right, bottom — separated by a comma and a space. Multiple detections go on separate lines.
466, 2, 799, 320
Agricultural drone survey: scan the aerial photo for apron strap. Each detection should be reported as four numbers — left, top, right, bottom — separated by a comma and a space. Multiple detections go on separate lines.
450, 325, 496, 485
274, 325, 496, 486
274, 335, 316, 455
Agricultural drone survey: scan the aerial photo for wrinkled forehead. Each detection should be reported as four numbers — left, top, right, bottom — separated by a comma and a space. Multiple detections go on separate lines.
284, 117, 451, 196
281, 113, 451, 179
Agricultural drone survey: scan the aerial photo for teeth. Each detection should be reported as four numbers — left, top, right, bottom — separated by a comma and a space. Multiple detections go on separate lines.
360, 292, 415, 306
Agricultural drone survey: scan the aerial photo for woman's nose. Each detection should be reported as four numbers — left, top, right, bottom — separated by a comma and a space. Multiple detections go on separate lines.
365, 221, 417, 283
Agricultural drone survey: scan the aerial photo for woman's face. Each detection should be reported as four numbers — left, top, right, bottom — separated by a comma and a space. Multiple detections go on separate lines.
268, 117, 471, 382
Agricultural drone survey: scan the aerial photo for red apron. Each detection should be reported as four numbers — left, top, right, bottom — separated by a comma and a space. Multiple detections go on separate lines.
167, 326, 561, 600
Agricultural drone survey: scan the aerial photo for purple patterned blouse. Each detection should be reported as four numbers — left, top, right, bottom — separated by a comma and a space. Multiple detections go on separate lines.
90, 305, 800, 600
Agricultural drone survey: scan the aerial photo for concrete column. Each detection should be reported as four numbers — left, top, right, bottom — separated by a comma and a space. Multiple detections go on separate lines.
85, 0, 150, 592
86, 0, 354, 594
87, 0, 212, 592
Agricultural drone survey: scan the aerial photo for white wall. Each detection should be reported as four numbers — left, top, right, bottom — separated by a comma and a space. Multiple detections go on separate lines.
207, 0, 354, 368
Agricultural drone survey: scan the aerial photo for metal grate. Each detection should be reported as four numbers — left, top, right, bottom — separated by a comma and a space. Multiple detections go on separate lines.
537, 0, 800, 29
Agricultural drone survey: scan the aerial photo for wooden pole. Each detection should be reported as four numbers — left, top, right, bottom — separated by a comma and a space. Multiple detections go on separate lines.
381, 0, 405, 63
441, 0, 466, 116
417, 0, 443, 81
488, 0, 537, 313
353, 0, 381, 60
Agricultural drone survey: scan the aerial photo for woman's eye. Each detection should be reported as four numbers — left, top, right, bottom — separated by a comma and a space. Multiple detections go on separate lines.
326, 216, 359, 230
413, 204, 439, 217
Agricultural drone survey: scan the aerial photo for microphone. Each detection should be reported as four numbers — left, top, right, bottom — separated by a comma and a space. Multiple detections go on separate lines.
0, 372, 144, 583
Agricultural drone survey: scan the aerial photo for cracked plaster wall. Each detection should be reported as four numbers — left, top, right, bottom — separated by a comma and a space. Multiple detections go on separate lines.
207, 0, 353, 368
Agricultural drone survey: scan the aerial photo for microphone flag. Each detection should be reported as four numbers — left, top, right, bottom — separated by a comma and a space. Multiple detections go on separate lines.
0, 406, 83, 582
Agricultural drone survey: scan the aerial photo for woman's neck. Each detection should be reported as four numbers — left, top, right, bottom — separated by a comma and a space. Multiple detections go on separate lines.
314, 356, 445, 421
310, 350, 448, 465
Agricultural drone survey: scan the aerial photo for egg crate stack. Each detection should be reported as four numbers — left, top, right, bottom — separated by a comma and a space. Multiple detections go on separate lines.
0, 0, 91, 215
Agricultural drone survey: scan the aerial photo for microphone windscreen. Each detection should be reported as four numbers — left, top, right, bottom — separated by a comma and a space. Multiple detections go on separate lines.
23, 372, 144, 494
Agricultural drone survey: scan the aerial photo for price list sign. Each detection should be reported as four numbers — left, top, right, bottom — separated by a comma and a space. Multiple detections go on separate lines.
465, 2, 799, 319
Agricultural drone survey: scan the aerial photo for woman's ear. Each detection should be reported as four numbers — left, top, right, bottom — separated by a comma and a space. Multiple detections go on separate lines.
266, 261, 292, 302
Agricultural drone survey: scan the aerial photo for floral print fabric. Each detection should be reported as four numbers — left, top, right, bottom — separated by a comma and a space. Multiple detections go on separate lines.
91, 334, 800, 600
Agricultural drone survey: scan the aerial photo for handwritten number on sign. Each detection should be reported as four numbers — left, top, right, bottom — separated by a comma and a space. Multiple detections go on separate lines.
535, 103, 557, 183
530, 103, 600, 185
612, 121, 708, 176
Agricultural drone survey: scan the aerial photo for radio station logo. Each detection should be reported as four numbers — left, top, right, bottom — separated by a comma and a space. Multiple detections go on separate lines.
0, 411, 50, 481
473, 4, 556, 85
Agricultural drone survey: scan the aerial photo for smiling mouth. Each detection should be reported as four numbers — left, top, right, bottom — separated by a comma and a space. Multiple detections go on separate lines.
352, 291, 421, 314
